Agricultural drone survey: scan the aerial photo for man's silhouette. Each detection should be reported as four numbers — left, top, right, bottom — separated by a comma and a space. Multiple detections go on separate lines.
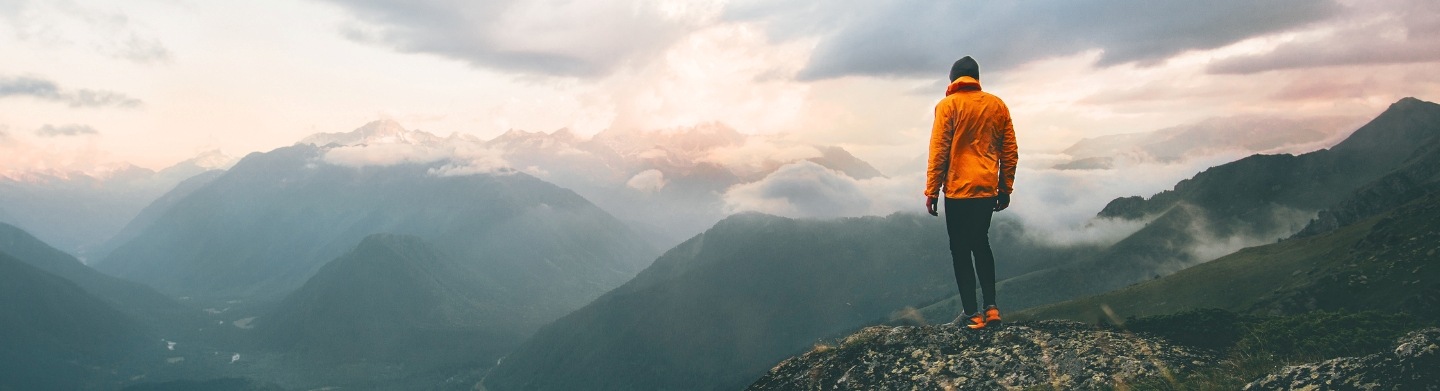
924, 56, 1018, 330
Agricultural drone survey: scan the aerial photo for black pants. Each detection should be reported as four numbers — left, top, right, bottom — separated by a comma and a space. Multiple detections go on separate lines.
945, 197, 997, 315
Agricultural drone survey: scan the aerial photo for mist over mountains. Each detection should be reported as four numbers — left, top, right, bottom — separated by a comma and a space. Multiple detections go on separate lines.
0, 151, 234, 258
485, 98, 1440, 390
1054, 115, 1358, 170
1, 98, 1436, 390
96, 141, 657, 315
483, 121, 886, 247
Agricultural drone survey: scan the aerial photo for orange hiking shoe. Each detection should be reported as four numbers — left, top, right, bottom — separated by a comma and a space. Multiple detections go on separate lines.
965, 311, 987, 330
984, 305, 1002, 328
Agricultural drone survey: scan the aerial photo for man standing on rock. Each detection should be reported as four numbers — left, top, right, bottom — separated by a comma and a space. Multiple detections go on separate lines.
924, 56, 1018, 330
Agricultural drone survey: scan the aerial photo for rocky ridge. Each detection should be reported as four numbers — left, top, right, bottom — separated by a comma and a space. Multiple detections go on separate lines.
1245, 328, 1440, 390
747, 320, 1209, 390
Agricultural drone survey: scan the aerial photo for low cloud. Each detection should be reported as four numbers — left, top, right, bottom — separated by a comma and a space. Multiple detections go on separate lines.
1010, 152, 1249, 231
322, 143, 452, 167
110, 32, 172, 64
320, 137, 512, 177
723, 161, 872, 218
626, 169, 666, 193
427, 157, 512, 177
700, 138, 823, 178
36, 124, 98, 137
0, 75, 142, 108
722, 161, 918, 219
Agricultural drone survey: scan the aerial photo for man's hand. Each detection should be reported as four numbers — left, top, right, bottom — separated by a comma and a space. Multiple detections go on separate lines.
994, 193, 1011, 212
926, 196, 939, 216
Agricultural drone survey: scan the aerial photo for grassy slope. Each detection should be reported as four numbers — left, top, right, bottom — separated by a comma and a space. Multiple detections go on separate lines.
1013, 192, 1440, 323
1010, 218, 1372, 323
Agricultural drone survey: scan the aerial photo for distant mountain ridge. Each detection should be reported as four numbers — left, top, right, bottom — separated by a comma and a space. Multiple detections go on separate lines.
97, 141, 657, 317
0, 150, 234, 257
285, 119, 886, 248
0, 222, 186, 327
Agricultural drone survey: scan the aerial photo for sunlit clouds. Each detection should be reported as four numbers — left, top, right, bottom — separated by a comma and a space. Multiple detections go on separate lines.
2, 0, 1438, 223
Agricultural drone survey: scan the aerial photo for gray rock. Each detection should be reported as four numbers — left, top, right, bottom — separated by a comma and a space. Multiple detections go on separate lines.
1245, 328, 1440, 390
747, 320, 1209, 390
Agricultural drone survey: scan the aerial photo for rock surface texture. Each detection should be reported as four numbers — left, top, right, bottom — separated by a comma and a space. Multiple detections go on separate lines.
1245, 328, 1440, 390
747, 320, 1209, 390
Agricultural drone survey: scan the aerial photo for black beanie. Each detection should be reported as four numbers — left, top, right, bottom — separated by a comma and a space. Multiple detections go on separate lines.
949, 56, 979, 82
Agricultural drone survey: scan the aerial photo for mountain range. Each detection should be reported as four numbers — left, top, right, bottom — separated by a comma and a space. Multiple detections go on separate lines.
4, 97, 1436, 390
0, 151, 234, 258
96, 139, 657, 313
86, 124, 676, 388
0, 222, 191, 330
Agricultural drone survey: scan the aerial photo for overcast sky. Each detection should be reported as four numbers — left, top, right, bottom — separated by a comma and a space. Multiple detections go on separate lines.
2, 0, 1437, 173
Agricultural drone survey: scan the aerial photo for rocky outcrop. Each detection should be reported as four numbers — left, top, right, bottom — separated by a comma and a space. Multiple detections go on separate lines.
1245, 328, 1440, 391
747, 320, 1209, 390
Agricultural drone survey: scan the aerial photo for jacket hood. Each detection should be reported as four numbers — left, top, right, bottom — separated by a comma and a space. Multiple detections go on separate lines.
945, 76, 982, 96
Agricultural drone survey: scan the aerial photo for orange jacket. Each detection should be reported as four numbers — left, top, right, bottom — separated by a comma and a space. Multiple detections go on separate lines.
925, 76, 1018, 199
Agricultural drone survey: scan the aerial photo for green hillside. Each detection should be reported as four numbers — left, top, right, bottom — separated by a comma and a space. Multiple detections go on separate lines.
0, 251, 151, 390
484, 213, 960, 391
0, 222, 203, 337
1015, 191, 1440, 323
257, 234, 520, 388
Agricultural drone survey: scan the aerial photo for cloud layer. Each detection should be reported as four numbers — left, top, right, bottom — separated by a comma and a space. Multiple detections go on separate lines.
1209, 0, 1440, 74
36, 123, 98, 137
322, 0, 1353, 81
726, 0, 1337, 80
722, 161, 877, 218
321, 139, 511, 177
325, 0, 715, 77
0, 75, 142, 108
1, 0, 172, 64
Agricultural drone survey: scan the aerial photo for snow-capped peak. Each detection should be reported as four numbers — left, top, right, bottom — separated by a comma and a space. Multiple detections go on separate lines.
299, 120, 441, 147
180, 149, 237, 170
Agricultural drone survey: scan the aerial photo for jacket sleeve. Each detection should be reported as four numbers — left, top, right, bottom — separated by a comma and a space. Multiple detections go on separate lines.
925, 100, 954, 197
997, 103, 1018, 195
